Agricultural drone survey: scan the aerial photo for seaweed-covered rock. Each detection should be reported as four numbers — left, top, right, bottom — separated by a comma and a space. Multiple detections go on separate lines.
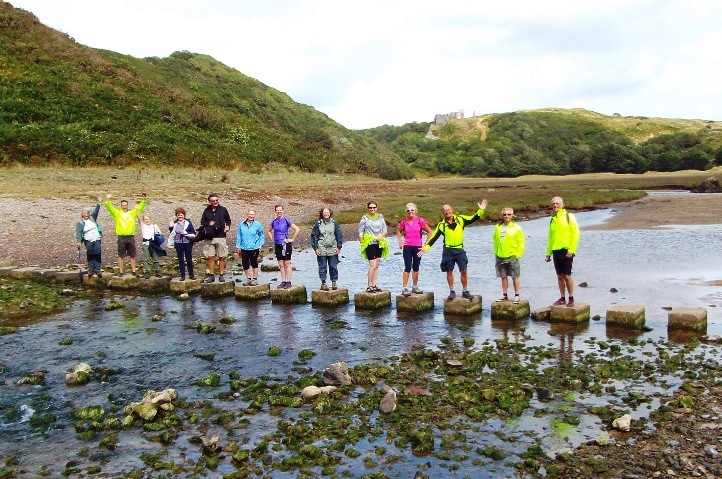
65, 362, 93, 386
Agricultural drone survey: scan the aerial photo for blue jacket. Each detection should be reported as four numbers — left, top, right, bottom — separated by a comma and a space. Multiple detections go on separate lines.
236, 219, 265, 250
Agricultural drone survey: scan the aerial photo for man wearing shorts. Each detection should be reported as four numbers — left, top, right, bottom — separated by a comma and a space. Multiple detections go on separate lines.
200, 193, 231, 283
493, 207, 525, 303
267, 204, 300, 289
419, 199, 488, 300
545, 196, 580, 306
104, 191, 147, 277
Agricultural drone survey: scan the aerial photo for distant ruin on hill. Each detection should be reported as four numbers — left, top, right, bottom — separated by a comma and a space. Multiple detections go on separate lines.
434, 110, 464, 125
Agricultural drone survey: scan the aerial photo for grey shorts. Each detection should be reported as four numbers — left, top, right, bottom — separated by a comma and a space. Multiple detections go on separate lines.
203, 237, 228, 258
495, 256, 520, 278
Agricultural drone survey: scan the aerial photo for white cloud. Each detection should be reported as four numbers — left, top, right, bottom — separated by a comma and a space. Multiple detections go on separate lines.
8, 0, 722, 128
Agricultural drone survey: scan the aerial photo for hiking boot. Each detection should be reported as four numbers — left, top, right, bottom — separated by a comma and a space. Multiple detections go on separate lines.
278, 281, 288, 289
462, 290, 472, 300
179, 276, 186, 281
218, 275, 225, 282
204, 275, 216, 283
553, 298, 566, 306
131, 271, 139, 278
250, 278, 258, 286
189, 275, 196, 280
116, 272, 123, 277
447, 290, 456, 300
155, 273, 162, 278
513, 295, 521, 304
331, 282, 337, 290
566, 298, 575, 307
97, 272, 103, 278
402, 287, 411, 297
285, 282, 292, 288
321, 282, 329, 291
144, 273, 150, 280
242, 278, 252, 286
411, 286, 423, 294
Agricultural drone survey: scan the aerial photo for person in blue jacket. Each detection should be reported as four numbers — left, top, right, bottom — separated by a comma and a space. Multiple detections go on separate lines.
236, 209, 265, 286
310, 207, 343, 290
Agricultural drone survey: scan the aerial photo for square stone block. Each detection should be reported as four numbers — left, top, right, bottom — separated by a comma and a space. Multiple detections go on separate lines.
311, 288, 350, 307
443, 295, 482, 316
491, 299, 530, 320
138, 276, 171, 294
169, 278, 202, 294
54, 270, 84, 284
550, 303, 591, 323
10, 267, 42, 280
396, 292, 434, 312
668, 307, 707, 332
271, 285, 308, 304
35, 269, 57, 282
235, 283, 271, 301
0, 266, 15, 277
109, 274, 140, 289
606, 305, 645, 328
354, 290, 392, 310
200, 280, 235, 298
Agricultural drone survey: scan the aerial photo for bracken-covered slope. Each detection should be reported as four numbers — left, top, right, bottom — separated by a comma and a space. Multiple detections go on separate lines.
0, 1, 412, 179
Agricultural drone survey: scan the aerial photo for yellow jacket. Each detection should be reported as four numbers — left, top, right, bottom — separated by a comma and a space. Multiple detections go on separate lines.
546, 209, 579, 255
105, 199, 147, 236
493, 221, 525, 259
360, 234, 389, 259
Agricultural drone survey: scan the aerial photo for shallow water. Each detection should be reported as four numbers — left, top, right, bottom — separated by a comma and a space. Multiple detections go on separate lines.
1, 208, 721, 477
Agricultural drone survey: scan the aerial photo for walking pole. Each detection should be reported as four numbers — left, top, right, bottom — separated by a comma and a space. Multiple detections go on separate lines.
77, 246, 84, 290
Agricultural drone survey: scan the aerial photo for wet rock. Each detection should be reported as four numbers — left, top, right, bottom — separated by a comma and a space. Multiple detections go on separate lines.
267, 346, 281, 356
531, 307, 551, 321
144, 389, 177, 407
65, 362, 93, 386
60, 289, 76, 296
595, 435, 613, 446
379, 387, 397, 413
131, 401, 158, 421
704, 445, 719, 457
700, 335, 722, 344
151, 314, 162, 322
177, 293, 189, 301
190, 433, 222, 454
196, 323, 216, 334
446, 359, 463, 368
17, 370, 46, 385
612, 413, 632, 431
610, 287, 618, 293
578, 281, 588, 287
536, 388, 554, 401
319, 386, 337, 394
323, 361, 352, 386
301, 386, 322, 401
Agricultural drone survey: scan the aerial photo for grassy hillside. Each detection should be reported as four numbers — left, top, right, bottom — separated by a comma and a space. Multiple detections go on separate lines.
363, 109, 722, 177
0, 1, 412, 179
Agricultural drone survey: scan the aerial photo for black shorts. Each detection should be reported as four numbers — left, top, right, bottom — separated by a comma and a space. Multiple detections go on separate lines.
274, 242, 292, 261
552, 249, 574, 275
440, 247, 468, 272
117, 235, 136, 258
364, 243, 382, 260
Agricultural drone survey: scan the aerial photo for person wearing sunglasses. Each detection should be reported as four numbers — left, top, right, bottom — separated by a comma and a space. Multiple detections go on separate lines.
358, 201, 388, 292
396, 203, 433, 296
420, 199, 488, 300
493, 208, 525, 303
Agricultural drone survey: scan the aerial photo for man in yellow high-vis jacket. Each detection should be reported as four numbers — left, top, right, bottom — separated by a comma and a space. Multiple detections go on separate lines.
545, 196, 580, 306
493, 207, 525, 303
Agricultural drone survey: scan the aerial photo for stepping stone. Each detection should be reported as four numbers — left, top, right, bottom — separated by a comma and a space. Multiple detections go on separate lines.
606, 305, 645, 328
108, 274, 140, 290
138, 276, 171, 294
234, 282, 271, 301
0, 266, 15, 277
550, 303, 591, 323
443, 295, 482, 316
396, 292, 434, 313
200, 280, 235, 298
668, 307, 707, 333
491, 299, 531, 320
54, 270, 84, 283
10, 267, 43, 280
354, 290, 392, 310
169, 278, 202, 294
271, 285, 308, 304
35, 269, 57, 282
311, 288, 349, 307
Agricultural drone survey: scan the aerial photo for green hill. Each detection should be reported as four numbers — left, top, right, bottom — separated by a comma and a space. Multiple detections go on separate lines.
362, 108, 722, 177
0, 1, 412, 179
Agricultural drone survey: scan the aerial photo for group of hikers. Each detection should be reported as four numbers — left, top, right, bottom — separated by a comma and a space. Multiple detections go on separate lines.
76, 193, 580, 305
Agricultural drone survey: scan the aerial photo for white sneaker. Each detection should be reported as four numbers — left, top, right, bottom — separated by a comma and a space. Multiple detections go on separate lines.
513, 295, 520, 304
402, 287, 411, 297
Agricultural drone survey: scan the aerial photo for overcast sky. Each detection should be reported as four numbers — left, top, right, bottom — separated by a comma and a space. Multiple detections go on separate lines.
8, 0, 722, 129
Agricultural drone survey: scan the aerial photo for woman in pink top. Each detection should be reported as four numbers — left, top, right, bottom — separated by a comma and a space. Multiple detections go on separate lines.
396, 202, 433, 296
